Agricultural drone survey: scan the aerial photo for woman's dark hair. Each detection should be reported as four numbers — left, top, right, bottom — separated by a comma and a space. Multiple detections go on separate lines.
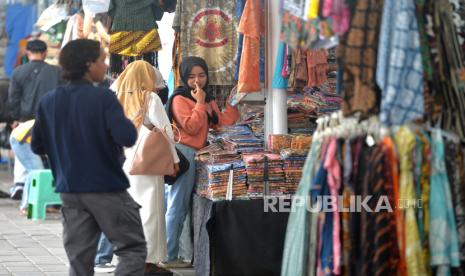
59, 39, 101, 81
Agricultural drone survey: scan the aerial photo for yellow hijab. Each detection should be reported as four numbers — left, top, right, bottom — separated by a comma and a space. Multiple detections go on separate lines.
115, 60, 157, 128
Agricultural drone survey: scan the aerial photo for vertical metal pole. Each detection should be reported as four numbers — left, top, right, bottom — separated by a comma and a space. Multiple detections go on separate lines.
265, 0, 288, 141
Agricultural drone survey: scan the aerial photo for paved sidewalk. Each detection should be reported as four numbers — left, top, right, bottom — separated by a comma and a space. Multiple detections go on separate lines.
0, 171, 195, 276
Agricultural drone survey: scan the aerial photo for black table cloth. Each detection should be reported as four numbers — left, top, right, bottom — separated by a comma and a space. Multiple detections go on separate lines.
193, 194, 290, 276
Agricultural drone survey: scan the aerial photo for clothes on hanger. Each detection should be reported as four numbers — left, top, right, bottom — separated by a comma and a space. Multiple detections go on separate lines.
281, 114, 464, 276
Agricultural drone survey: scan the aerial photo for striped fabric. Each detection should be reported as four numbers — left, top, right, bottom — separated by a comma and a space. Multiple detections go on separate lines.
109, 29, 162, 56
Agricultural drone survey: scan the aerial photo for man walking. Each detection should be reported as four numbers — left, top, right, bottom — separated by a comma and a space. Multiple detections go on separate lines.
31, 39, 147, 276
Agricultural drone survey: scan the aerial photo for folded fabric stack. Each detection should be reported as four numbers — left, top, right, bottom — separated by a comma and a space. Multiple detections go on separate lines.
239, 105, 265, 138
209, 125, 253, 143
195, 160, 248, 201
242, 153, 286, 198
281, 149, 308, 195
269, 134, 312, 153
287, 112, 316, 135
222, 135, 264, 153
303, 84, 342, 117
290, 135, 312, 151
268, 134, 293, 153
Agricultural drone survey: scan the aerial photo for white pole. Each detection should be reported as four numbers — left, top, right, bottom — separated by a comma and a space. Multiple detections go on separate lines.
266, 0, 288, 136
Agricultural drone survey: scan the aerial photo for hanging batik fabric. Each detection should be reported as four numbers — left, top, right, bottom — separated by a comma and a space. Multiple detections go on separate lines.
280, 139, 323, 276
338, 0, 384, 118
178, 0, 238, 85
109, 30, 162, 56
376, 0, 424, 125
444, 139, 465, 262
237, 0, 263, 92
429, 129, 461, 274
395, 127, 428, 275
108, 0, 162, 56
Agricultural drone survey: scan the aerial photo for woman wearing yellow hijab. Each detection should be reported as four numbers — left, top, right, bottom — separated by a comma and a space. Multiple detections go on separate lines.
115, 60, 179, 274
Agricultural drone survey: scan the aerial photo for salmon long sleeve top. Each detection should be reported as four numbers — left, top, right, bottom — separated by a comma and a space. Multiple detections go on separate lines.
172, 96, 239, 150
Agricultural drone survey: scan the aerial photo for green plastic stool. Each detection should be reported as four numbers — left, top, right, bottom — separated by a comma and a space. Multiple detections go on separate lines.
27, 169, 62, 220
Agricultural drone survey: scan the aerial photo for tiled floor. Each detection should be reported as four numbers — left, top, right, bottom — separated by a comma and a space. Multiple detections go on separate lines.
0, 172, 195, 276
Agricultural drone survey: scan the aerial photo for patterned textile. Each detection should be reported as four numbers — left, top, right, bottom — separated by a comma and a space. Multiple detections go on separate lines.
360, 144, 399, 275
376, 0, 424, 125
395, 127, 428, 276
280, 139, 323, 276
414, 0, 434, 81
237, 0, 263, 92
338, 0, 384, 118
177, 0, 238, 85
426, 0, 465, 139
108, 0, 158, 32
416, 131, 433, 275
429, 129, 460, 273
341, 140, 352, 276
444, 139, 465, 261
306, 49, 328, 87
109, 29, 162, 56
323, 138, 341, 275
381, 136, 407, 276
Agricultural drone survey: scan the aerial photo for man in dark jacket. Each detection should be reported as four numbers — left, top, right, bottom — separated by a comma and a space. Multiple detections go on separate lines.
7, 40, 61, 200
8, 39, 61, 123
31, 39, 147, 276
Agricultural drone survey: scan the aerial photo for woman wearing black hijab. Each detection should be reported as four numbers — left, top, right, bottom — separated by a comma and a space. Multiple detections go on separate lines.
163, 56, 239, 267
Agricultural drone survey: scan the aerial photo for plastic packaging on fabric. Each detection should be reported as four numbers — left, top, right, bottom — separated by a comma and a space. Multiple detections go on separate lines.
82, 0, 111, 15
36, 3, 68, 32
272, 42, 289, 89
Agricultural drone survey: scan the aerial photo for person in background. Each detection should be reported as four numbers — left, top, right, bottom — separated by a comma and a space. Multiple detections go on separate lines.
116, 60, 179, 276
31, 39, 146, 276
162, 56, 239, 268
93, 233, 115, 273
8, 120, 44, 215
8, 39, 61, 200
152, 67, 169, 105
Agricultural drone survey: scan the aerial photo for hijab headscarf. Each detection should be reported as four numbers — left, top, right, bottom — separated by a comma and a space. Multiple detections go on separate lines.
115, 60, 157, 128
166, 56, 217, 124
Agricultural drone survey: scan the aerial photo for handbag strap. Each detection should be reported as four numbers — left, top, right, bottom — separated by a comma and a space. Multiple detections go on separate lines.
134, 94, 183, 144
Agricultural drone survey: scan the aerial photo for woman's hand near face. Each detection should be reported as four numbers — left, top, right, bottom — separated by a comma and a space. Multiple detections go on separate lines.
191, 83, 207, 104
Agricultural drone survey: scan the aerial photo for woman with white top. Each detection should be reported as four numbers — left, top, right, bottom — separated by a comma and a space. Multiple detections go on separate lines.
115, 60, 179, 275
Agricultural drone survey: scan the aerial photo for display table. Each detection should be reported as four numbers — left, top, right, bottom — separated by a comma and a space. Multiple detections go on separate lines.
193, 194, 290, 276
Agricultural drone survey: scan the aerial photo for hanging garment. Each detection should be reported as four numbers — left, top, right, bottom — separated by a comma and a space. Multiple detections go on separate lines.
307, 50, 328, 87
416, 131, 433, 275
414, 0, 434, 81
338, 0, 384, 118
321, 0, 350, 35
109, 29, 162, 56
237, 0, 262, 92
280, 139, 323, 276
323, 138, 341, 275
429, 0, 465, 139
108, 0, 158, 32
376, 0, 424, 125
429, 129, 461, 274
233, 0, 246, 82
178, 0, 238, 85
360, 144, 399, 275
272, 42, 289, 89
381, 136, 407, 276
395, 127, 428, 276
341, 139, 353, 276
444, 139, 465, 262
